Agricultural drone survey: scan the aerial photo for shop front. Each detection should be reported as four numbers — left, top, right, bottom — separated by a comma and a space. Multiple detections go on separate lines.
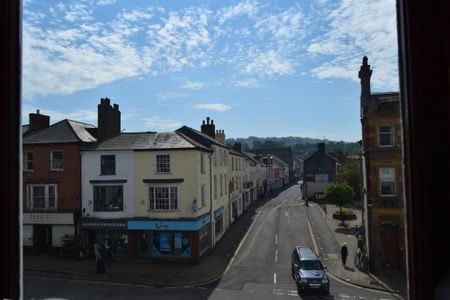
23, 212, 76, 256
127, 213, 211, 262
81, 218, 129, 258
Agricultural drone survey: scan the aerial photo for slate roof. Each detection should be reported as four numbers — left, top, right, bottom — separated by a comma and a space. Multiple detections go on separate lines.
88, 131, 209, 151
176, 126, 228, 150
251, 148, 294, 166
23, 119, 96, 144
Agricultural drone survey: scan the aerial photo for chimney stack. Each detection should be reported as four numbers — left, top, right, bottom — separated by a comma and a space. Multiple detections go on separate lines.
29, 109, 50, 132
200, 117, 216, 139
216, 129, 226, 144
317, 142, 326, 153
233, 142, 242, 152
97, 97, 121, 142
359, 56, 373, 118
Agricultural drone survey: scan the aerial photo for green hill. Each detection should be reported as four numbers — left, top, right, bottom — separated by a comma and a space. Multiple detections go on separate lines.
225, 136, 362, 159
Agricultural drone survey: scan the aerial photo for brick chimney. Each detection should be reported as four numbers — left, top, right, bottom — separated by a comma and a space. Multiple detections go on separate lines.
233, 142, 242, 152
359, 56, 373, 118
216, 129, 225, 144
97, 98, 121, 142
200, 117, 215, 139
317, 142, 326, 153
29, 109, 50, 132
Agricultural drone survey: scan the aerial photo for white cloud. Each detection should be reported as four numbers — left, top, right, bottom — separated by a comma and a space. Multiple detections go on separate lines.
194, 103, 232, 112
143, 116, 183, 130
154, 92, 187, 102
97, 0, 118, 6
180, 81, 208, 90
217, 0, 259, 24
234, 78, 260, 88
119, 10, 153, 22
307, 0, 399, 90
244, 50, 294, 77
22, 105, 97, 124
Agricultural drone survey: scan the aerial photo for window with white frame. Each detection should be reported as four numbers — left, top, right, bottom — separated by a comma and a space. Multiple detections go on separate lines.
380, 167, 396, 196
149, 186, 178, 210
51, 150, 64, 170
156, 154, 170, 173
220, 174, 223, 196
27, 184, 57, 210
200, 153, 205, 174
201, 185, 206, 207
214, 175, 217, 199
379, 125, 394, 146
24, 151, 34, 171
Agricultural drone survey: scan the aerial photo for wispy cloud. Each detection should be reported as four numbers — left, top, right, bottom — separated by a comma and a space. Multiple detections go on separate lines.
143, 116, 183, 130
244, 50, 294, 77
234, 78, 260, 88
180, 81, 208, 90
22, 105, 97, 124
217, 0, 259, 24
155, 92, 187, 102
307, 0, 398, 90
194, 103, 232, 112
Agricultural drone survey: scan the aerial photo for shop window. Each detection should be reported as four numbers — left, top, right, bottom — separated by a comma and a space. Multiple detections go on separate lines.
198, 225, 209, 255
149, 186, 178, 210
101, 155, 115, 175
27, 184, 57, 210
152, 231, 191, 257
50, 150, 64, 170
93, 185, 123, 211
215, 213, 223, 236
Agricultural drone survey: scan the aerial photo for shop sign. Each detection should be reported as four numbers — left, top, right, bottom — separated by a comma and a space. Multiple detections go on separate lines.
81, 219, 128, 229
23, 213, 74, 225
129, 214, 211, 231
315, 174, 329, 182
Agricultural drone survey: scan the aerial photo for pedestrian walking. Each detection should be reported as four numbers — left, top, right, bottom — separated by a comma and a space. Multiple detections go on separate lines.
340, 242, 348, 268
94, 241, 105, 274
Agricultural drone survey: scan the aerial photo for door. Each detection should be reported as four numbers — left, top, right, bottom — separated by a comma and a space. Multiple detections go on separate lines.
34, 225, 51, 254
379, 219, 402, 269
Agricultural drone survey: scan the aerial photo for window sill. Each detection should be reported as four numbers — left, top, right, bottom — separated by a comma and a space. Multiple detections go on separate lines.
50, 169, 64, 172
147, 209, 180, 212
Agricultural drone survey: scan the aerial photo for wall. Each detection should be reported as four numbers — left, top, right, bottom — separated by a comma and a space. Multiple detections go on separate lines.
23, 143, 82, 211
81, 150, 135, 218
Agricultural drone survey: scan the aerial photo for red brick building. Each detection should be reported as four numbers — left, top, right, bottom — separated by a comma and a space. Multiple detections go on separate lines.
23, 110, 96, 256
359, 57, 406, 278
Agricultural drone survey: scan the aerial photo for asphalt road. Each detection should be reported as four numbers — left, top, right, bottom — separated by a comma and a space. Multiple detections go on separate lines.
24, 184, 400, 300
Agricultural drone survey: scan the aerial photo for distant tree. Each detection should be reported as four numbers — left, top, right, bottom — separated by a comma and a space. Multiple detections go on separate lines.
337, 161, 362, 201
325, 183, 355, 225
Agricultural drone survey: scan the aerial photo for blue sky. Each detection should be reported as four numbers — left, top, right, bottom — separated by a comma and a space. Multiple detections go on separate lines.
22, 0, 398, 142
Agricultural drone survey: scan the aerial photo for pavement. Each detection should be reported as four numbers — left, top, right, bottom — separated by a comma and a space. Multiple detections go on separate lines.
24, 187, 407, 298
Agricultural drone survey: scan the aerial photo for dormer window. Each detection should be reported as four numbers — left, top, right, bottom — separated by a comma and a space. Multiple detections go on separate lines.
379, 125, 394, 147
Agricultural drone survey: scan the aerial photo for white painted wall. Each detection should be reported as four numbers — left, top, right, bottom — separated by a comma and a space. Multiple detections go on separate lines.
81, 150, 135, 219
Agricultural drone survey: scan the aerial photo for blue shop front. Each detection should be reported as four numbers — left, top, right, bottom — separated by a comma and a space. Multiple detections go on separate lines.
127, 213, 211, 262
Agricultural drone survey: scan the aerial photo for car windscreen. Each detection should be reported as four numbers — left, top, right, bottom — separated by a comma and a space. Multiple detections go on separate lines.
299, 260, 323, 270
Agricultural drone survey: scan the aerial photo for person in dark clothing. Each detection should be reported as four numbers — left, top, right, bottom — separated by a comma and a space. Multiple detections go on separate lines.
341, 242, 348, 268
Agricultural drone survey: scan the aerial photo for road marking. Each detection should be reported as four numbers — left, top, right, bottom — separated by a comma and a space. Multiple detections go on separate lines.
275, 234, 278, 245
285, 212, 288, 217
274, 273, 277, 284
275, 249, 278, 262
